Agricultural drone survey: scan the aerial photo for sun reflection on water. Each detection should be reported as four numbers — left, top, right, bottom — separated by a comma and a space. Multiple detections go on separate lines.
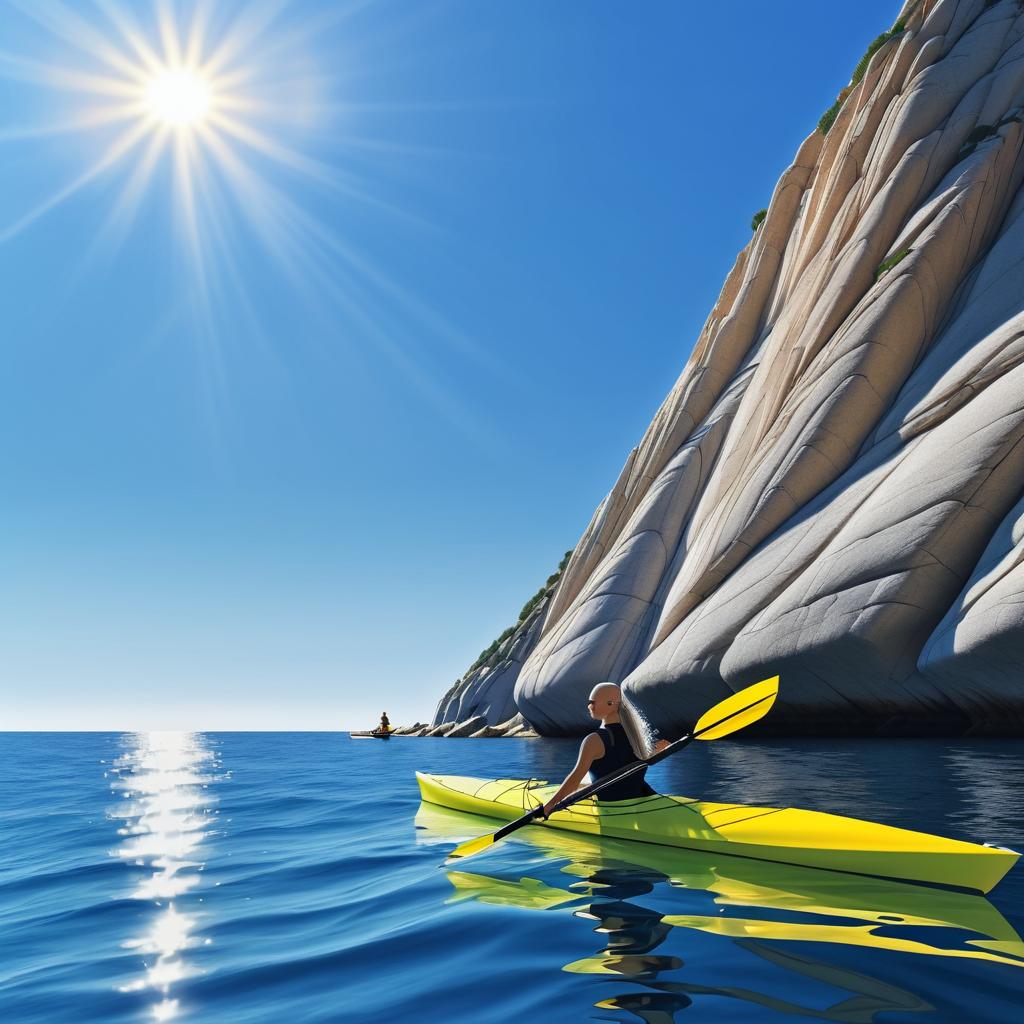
109, 732, 219, 1021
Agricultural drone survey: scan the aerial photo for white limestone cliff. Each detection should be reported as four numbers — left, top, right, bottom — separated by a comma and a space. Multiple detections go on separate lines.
435, 0, 1024, 736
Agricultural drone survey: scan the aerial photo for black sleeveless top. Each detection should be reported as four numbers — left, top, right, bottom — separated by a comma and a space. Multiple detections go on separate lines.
587, 722, 656, 801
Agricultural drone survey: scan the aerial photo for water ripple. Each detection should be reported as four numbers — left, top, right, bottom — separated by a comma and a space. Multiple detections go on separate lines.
1, 732, 1023, 1023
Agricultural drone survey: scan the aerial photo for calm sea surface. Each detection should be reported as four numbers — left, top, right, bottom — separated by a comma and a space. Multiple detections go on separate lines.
2, 732, 1024, 1023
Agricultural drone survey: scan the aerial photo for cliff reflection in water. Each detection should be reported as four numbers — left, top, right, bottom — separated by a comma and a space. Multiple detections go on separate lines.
417, 803, 1024, 1022
108, 732, 220, 1021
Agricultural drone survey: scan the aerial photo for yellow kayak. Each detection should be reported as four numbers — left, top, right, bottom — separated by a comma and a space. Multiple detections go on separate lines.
416, 772, 1019, 894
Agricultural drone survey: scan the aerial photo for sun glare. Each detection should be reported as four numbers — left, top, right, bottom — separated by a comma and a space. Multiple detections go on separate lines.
145, 69, 211, 127
1, 2, 480, 434
0, 2, 320, 258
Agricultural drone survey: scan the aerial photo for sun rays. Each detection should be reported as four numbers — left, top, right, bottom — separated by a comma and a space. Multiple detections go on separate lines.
0, 0, 329, 265
0, 0, 508, 444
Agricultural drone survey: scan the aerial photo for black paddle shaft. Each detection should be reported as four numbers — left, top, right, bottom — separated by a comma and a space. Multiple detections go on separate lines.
461, 736, 696, 850
543, 692, 773, 818
446, 682, 776, 862
542, 731, 694, 817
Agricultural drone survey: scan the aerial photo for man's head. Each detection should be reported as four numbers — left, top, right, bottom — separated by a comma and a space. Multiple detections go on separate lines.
587, 682, 621, 722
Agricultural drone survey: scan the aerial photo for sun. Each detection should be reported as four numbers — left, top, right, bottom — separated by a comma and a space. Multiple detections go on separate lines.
145, 69, 212, 127
2, 1, 483, 449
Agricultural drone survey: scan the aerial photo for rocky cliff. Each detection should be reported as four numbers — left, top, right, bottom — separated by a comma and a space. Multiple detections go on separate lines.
435, 0, 1024, 736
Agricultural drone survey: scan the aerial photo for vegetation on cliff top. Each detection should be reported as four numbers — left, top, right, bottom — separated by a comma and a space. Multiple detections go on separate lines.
467, 549, 573, 673
818, 19, 905, 136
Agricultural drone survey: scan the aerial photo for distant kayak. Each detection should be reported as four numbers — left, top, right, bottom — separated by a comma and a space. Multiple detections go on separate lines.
417, 772, 1019, 894
351, 730, 393, 739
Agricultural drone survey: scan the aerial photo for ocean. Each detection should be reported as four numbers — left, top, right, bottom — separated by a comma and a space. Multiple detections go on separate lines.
2, 731, 1023, 1023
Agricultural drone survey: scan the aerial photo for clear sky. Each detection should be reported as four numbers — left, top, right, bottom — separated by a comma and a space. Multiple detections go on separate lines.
1, 0, 900, 730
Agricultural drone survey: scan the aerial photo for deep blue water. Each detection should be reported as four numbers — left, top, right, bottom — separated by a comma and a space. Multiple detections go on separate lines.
2, 733, 1024, 1023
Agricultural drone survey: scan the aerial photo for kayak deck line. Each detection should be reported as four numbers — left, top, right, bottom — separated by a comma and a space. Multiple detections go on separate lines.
416, 772, 1019, 895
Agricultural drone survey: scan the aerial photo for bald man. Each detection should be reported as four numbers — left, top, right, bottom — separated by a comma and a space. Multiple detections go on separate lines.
542, 683, 668, 818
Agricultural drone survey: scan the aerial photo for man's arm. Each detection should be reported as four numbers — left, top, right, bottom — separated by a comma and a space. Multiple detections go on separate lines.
542, 733, 604, 817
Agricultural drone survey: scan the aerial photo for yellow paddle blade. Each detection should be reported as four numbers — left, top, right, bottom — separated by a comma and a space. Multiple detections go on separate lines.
693, 676, 779, 741
445, 832, 498, 865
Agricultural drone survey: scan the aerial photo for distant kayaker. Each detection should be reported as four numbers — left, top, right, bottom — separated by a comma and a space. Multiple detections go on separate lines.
542, 682, 667, 817
378, 712, 391, 734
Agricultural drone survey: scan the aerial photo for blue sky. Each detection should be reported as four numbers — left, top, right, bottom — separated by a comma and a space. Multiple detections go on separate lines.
1, 0, 899, 730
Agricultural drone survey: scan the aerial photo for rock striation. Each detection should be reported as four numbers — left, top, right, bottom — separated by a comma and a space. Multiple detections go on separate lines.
433, 0, 1024, 736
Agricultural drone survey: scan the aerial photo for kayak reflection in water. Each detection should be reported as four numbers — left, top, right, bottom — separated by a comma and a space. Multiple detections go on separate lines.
542, 683, 669, 817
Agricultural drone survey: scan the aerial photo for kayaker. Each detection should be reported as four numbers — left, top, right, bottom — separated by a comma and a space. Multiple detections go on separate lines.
542, 683, 667, 817
377, 712, 391, 734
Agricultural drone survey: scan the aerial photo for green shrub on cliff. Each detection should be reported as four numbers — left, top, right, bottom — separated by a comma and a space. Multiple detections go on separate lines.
518, 588, 546, 623
751, 208, 767, 232
519, 549, 573, 620
851, 21, 905, 86
875, 247, 911, 282
470, 627, 516, 673
818, 97, 845, 136
467, 549, 575, 674
819, 19, 905, 136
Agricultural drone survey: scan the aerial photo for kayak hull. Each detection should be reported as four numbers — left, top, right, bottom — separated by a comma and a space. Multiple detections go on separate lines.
416, 772, 1018, 894
350, 731, 392, 739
